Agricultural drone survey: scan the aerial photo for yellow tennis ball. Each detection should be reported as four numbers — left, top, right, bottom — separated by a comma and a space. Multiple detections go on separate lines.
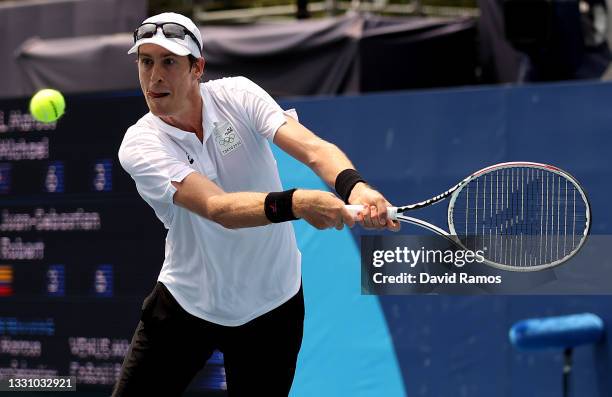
29, 89, 65, 123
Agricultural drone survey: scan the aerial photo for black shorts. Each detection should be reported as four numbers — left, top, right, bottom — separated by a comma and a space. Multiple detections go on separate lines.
112, 282, 305, 397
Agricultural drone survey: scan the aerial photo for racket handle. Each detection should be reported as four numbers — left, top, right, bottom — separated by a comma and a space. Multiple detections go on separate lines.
345, 205, 399, 221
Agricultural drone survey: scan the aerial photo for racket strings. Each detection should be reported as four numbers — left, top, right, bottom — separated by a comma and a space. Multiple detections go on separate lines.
451, 167, 588, 268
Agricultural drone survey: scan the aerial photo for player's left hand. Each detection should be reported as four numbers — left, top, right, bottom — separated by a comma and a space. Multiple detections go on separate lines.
347, 183, 401, 231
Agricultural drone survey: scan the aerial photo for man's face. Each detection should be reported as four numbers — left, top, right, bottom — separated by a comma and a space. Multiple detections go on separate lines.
137, 43, 201, 117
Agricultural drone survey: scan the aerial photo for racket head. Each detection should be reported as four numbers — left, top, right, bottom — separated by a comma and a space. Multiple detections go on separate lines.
447, 162, 591, 272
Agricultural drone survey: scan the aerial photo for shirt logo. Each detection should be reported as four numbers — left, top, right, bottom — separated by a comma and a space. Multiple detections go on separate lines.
213, 121, 242, 156
186, 152, 194, 164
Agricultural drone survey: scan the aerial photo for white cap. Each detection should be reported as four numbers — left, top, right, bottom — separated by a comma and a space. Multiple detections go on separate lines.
128, 12, 203, 58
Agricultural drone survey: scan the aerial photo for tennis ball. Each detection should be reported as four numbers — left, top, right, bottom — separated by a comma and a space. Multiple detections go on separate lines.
29, 89, 65, 123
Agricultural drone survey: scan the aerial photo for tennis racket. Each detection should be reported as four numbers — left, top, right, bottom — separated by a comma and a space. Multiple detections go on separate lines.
347, 162, 591, 272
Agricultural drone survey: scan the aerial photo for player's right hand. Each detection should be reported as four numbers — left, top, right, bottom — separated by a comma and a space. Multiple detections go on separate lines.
292, 189, 355, 230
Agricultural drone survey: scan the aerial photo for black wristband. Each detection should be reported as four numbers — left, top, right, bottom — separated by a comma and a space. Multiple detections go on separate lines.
264, 189, 299, 223
335, 169, 366, 204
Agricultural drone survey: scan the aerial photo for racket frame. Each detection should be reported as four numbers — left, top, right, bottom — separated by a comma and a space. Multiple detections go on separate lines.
395, 162, 591, 272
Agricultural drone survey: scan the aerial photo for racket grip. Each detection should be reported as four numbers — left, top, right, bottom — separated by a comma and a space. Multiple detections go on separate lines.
345, 205, 399, 221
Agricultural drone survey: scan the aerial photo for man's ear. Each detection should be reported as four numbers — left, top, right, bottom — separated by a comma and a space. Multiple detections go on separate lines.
194, 57, 205, 81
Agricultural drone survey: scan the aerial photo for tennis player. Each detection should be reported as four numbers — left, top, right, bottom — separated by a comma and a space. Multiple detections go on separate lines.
112, 12, 399, 397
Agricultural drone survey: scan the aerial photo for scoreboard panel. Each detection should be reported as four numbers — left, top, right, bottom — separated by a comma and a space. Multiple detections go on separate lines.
0, 92, 226, 393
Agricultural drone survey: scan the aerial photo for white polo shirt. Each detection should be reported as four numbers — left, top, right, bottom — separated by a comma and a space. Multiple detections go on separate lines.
118, 77, 301, 326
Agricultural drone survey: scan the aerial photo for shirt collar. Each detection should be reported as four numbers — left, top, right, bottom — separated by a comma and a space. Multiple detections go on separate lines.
151, 83, 217, 144
200, 83, 218, 144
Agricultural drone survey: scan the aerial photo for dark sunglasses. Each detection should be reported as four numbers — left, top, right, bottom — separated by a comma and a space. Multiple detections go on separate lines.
134, 22, 202, 56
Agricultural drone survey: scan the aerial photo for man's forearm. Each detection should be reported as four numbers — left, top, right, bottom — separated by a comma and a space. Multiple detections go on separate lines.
206, 192, 270, 229
272, 117, 399, 231
308, 141, 357, 188
273, 117, 357, 190
172, 173, 270, 229
181, 187, 354, 231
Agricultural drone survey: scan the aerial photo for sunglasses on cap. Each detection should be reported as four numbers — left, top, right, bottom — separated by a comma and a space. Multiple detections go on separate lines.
133, 22, 202, 56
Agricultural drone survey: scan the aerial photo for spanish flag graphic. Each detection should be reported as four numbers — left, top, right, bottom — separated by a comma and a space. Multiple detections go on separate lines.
0, 265, 13, 296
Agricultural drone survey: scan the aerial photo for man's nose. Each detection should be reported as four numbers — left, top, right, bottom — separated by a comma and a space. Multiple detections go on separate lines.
150, 62, 164, 83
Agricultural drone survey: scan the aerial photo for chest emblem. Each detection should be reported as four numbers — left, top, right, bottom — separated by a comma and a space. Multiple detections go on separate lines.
212, 121, 243, 156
